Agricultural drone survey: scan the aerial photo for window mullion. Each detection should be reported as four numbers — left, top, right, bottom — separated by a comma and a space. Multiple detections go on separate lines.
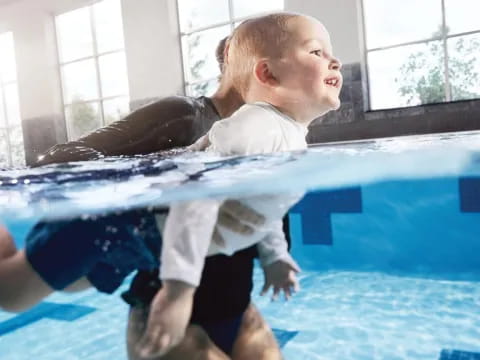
1, 85, 13, 167
59, 49, 123, 67
90, 5, 105, 126
53, 15, 72, 140
176, 0, 188, 95
441, 0, 452, 102
64, 94, 129, 107
228, 0, 235, 32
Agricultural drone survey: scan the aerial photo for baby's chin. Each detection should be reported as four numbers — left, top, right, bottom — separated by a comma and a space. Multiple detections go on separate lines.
327, 96, 341, 111
332, 100, 341, 110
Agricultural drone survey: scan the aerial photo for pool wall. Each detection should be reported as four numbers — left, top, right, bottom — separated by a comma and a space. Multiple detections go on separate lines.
289, 176, 480, 279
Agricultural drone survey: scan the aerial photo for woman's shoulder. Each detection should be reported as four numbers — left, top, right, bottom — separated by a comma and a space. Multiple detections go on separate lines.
129, 95, 201, 117
133, 95, 215, 114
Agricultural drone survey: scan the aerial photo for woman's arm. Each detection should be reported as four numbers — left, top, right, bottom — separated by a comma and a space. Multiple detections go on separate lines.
36, 97, 198, 166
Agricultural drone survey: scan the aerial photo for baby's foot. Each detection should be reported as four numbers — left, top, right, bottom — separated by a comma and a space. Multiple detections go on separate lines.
137, 280, 195, 358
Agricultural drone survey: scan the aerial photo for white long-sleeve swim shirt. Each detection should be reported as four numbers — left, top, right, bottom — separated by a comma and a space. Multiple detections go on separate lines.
160, 102, 308, 286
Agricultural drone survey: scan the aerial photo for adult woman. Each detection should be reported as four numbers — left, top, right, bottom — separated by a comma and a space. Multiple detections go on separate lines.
32, 35, 284, 359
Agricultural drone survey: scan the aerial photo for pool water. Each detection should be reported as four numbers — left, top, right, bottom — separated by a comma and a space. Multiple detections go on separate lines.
257, 270, 480, 360
1, 131, 480, 359
1, 268, 478, 359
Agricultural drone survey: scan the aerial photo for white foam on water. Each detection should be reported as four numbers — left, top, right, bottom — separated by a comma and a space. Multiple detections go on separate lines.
1, 131, 480, 221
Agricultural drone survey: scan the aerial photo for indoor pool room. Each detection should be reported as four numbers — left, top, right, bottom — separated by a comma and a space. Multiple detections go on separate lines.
1, 1, 480, 360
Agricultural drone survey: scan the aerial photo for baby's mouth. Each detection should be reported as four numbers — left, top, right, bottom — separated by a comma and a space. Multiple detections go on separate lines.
324, 77, 340, 88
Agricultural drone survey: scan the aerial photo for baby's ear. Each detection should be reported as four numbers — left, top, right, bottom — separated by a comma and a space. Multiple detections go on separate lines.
223, 39, 231, 65
253, 59, 278, 87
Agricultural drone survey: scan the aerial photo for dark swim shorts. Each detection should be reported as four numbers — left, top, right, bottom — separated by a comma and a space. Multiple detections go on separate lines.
25, 208, 164, 294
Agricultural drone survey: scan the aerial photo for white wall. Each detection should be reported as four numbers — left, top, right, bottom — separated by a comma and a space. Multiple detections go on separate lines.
285, 0, 362, 65
0, 1, 64, 120
122, 0, 183, 100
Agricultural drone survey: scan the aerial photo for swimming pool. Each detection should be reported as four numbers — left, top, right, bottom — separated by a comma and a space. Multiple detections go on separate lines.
1, 131, 480, 359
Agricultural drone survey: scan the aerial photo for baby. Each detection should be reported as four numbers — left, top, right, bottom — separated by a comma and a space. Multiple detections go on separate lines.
139, 12, 343, 357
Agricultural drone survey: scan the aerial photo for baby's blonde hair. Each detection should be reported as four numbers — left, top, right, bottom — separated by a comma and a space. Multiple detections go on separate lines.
226, 12, 301, 95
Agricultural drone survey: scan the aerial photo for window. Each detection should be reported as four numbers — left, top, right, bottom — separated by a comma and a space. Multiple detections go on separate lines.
0, 32, 25, 168
56, 0, 130, 140
177, 0, 284, 97
363, 0, 480, 110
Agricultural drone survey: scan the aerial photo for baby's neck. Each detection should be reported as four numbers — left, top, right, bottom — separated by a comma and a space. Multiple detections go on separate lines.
246, 93, 321, 127
245, 84, 328, 126
210, 83, 245, 118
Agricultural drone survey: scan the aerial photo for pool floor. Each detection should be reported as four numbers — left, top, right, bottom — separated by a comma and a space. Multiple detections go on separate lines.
1, 269, 479, 360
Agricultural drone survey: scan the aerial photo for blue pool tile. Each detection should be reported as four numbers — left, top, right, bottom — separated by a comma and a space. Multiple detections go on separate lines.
272, 328, 298, 348
290, 187, 362, 245
0, 302, 96, 336
440, 349, 480, 360
459, 177, 480, 212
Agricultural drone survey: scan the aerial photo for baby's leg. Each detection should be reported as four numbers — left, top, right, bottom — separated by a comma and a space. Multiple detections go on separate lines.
0, 216, 112, 312
0, 249, 54, 312
0, 225, 16, 260
231, 304, 283, 360
0, 225, 52, 312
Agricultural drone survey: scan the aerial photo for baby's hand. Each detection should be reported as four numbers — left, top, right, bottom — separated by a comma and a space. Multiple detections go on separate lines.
136, 280, 195, 358
261, 259, 301, 301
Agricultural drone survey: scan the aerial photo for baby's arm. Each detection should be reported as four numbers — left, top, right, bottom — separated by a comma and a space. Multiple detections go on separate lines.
257, 220, 301, 300
160, 199, 221, 286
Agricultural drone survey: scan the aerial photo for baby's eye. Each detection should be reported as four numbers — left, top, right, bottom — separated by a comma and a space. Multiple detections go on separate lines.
311, 49, 323, 57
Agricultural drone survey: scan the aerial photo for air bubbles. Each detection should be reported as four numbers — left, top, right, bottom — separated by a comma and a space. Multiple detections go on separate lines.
106, 225, 118, 234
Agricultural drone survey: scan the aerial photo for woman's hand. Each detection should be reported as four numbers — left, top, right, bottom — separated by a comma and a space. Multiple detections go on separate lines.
213, 200, 266, 246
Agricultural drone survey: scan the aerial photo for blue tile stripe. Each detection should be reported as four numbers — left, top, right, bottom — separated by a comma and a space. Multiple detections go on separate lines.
0, 302, 96, 336
290, 187, 362, 245
439, 349, 480, 360
459, 177, 480, 212
272, 328, 298, 348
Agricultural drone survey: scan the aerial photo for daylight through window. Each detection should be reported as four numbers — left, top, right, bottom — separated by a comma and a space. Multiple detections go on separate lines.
363, 0, 480, 110
0, 31, 25, 168
55, 0, 130, 140
177, 0, 284, 97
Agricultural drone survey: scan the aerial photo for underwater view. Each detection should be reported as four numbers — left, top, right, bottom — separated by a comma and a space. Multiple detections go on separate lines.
1, 132, 480, 359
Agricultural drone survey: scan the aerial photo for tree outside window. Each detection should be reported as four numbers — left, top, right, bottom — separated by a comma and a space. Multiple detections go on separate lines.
364, 0, 480, 110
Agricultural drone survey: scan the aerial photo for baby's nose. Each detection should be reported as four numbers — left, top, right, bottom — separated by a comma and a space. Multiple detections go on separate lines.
329, 57, 342, 71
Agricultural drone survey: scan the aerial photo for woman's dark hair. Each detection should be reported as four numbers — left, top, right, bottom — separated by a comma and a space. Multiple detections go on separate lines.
215, 36, 229, 73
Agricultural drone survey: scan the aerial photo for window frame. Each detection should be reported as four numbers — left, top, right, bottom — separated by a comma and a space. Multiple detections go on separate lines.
177, 0, 284, 96
54, 0, 129, 140
0, 31, 24, 168
361, 0, 480, 111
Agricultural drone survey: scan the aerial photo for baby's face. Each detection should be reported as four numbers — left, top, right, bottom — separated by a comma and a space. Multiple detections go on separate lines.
272, 16, 343, 116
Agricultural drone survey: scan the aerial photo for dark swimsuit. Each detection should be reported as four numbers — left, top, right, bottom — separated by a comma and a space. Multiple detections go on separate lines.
29, 96, 257, 355
25, 207, 256, 355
